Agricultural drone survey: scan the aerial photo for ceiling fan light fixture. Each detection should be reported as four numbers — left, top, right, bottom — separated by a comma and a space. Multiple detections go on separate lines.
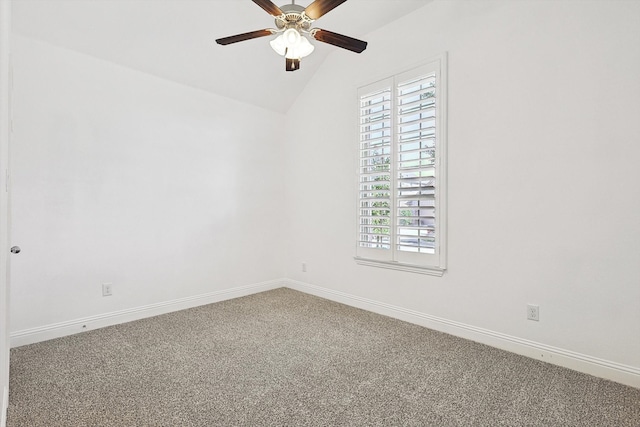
270, 29, 314, 59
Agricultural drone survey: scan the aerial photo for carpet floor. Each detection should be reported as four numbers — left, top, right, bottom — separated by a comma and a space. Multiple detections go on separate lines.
7, 288, 640, 426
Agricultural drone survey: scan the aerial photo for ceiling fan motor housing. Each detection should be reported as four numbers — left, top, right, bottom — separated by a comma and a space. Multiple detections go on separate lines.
275, 4, 312, 31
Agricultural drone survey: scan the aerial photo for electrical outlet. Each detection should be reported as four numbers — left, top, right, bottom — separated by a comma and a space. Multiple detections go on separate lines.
527, 304, 539, 321
102, 283, 113, 297
302, 262, 307, 272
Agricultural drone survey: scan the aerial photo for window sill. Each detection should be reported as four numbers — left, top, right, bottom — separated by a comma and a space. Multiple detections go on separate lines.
354, 257, 445, 277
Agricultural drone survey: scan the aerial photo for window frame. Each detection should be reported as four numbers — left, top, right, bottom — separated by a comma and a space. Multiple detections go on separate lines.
354, 55, 447, 276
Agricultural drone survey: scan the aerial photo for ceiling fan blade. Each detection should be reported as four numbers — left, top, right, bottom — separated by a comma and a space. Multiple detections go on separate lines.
312, 29, 367, 53
304, 0, 348, 20
252, 0, 284, 17
216, 29, 274, 46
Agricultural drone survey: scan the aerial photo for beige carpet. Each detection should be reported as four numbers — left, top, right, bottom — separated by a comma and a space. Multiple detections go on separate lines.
7, 288, 640, 426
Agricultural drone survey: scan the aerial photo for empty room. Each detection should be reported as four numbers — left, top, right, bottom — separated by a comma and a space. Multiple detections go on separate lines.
0, 0, 639, 425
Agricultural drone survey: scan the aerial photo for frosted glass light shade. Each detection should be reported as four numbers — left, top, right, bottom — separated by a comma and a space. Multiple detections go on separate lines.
270, 35, 287, 56
283, 28, 300, 46
286, 35, 314, 59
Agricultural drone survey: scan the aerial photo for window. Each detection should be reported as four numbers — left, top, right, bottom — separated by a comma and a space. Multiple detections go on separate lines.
355, 57, 447, 275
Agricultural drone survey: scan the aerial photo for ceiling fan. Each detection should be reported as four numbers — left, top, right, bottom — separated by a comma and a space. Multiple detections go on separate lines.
215, 0, 368, 72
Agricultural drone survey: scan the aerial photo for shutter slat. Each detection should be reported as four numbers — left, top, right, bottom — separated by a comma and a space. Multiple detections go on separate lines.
399, 99, 436, 112
360, 131, 391, 139
361, 94, 391, 106
398, 91, 436, 105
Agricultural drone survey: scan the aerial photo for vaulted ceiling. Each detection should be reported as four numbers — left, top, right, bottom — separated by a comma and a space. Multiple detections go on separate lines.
12, 0, 430, 113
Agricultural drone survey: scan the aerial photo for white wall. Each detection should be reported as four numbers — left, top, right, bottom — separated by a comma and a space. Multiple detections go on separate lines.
10, 35, 285, 333
284, 0, 640, 377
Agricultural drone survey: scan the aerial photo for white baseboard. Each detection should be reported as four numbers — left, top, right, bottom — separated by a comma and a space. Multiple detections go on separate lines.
285, 279, 640, 389
10, 279, 284, 348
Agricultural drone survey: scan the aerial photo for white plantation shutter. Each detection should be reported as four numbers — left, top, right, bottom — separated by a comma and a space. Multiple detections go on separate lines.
359, 85, 392, 252
396, 73, 437, 255
356, 58, 447, 274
